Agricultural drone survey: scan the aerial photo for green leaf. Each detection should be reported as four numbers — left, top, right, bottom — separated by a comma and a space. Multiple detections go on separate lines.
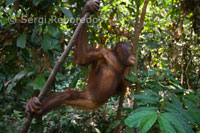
41, 35, 59, 51
146, 80, 163, 89
48, 25, 61, 39
142, 89, 159, 97
13, 71, 28, 81
158, 114, 176, 133
60, 7, 73, 19
183, 98, 196, 109
169, 94, 182, 106
6, 0, 16, 6
165, 102, 194, 124
33, 0, 41, 6
106, 120, 120, 132
140, 112, 157, 133
183, 95, 200, 108
176, 113, 194, 133
7, 82, 17, 93
162, 112, 187, 133
135, 0, 144, 6
188, 109, 200, 125
31, 27, 42, 44
17, 34, 27, 48
50, 38, 59, 46
130, 107, 158, 115
31, 27, 39, 42
33, 75, 46, 90
146, 40, 159, 49
125, 72, 140, 83
170, 82, 185, 90
165, 75, 177, 82
6, 71, 28, 93
41, 35, 51, 51
70, 75, 79, 88
165, 101, 194, 133
125, 110, 156, 128
147, 69, 159, 76
133, 94, 159, 105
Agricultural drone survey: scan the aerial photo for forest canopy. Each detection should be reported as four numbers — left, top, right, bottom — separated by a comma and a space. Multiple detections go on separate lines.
0, 0, 200, 132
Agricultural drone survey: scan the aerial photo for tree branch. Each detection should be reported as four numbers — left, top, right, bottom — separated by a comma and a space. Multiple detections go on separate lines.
133, 0, 149, 52
21, 12, 91, 133
132, 0, 149, 110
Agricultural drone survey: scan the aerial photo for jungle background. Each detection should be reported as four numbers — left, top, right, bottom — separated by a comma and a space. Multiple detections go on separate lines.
0, 0, 200, 132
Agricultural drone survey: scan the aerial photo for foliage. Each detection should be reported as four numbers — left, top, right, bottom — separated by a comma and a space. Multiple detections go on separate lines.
0, 0, 199, 132
124, 69, 200, 132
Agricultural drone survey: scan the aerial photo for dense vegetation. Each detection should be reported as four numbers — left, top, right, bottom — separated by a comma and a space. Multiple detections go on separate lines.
0, 0, 199, 132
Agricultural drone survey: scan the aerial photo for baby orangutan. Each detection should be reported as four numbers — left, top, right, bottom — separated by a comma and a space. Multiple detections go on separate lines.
26, 0, 135, 117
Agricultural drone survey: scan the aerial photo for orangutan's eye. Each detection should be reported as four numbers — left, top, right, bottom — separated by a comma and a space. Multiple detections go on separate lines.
129, 49, 132, 54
